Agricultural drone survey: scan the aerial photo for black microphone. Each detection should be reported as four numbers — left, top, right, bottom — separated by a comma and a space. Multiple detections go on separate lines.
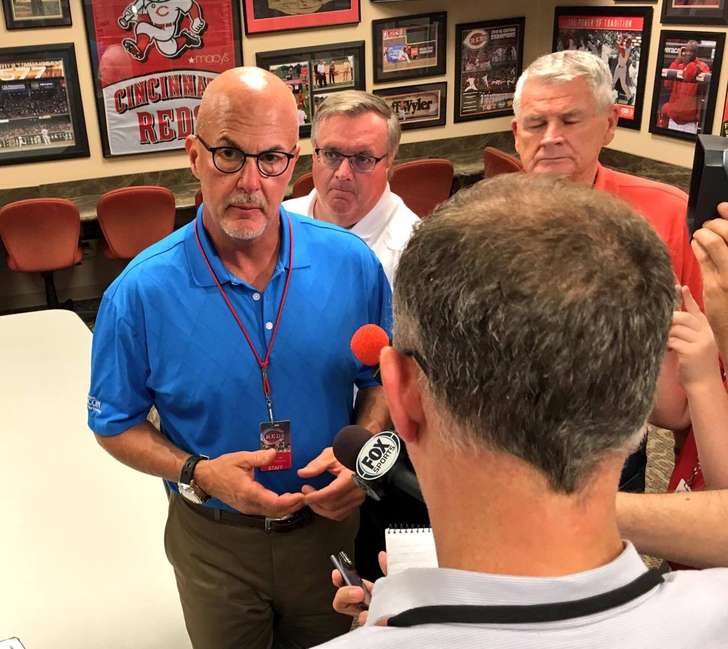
333, 425, 424, 503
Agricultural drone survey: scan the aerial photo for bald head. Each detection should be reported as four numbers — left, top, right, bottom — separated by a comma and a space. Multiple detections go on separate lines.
196, 66, 298, 141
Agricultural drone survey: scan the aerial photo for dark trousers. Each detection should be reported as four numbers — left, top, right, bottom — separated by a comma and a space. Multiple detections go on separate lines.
165, 494, 357, 649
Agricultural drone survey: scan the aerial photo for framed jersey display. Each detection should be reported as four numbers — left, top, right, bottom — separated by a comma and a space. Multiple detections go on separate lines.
82, 0, 242, 157
649, 29, 725, 142
553, 6, 653, 131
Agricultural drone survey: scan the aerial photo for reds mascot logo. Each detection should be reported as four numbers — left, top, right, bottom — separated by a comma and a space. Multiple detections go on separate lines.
118, 0, 206, 62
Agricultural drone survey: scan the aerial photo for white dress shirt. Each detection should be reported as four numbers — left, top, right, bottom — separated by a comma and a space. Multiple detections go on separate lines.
314, 542, 728, 649
283, 185, 420, 286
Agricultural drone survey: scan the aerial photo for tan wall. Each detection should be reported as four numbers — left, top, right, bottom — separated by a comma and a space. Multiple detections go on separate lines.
6, 0, 723, 190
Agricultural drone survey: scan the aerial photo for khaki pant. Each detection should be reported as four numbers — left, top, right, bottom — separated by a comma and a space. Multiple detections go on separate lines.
165, 493, 358, 649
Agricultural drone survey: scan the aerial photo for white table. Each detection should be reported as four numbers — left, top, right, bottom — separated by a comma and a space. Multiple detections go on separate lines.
1, 310, 191, 649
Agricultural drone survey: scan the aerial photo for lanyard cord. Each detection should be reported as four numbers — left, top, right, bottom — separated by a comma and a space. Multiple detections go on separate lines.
387, 568, 663, 627
193, 215, 294, 404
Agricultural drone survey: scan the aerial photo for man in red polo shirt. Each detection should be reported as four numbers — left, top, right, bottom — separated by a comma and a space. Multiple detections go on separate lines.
660, 40, 712, 135
511, 50, 700, 492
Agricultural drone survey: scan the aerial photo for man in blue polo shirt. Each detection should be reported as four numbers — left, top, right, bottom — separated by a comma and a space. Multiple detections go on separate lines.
88, 67, 391, 649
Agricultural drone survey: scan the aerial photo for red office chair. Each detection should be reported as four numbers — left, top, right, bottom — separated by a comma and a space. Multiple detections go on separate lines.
483, 146, 523, 178
390, 158, 454, 219
291, 172, 314, 199
96, 186, 176, 260
0, 198, 82, 307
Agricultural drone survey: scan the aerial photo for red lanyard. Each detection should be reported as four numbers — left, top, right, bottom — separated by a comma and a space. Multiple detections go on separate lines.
193, 215, 294, 422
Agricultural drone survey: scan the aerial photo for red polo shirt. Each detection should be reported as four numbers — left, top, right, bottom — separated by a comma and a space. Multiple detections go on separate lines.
594, 163, 703, 302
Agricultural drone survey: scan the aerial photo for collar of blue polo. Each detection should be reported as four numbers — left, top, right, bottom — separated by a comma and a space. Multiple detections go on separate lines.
185, 205, 311, 288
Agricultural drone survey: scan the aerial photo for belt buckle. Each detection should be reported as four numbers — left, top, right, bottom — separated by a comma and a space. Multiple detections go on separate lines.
264, 512, 294, 533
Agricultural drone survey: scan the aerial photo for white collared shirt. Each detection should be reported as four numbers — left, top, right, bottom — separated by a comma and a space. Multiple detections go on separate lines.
283, 185, 420, 287
314, 542, 728, 648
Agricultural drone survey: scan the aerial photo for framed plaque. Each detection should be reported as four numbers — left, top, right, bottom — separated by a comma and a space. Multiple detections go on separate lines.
2, 0, 71, 29
454, 17, 525, 123
243, 0, 360, 34
374, 82, 447, 130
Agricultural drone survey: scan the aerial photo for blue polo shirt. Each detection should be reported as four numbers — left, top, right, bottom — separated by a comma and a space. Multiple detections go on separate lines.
88, 207, 392, 505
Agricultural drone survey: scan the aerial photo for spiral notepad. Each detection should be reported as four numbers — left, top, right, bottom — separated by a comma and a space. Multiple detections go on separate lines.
385, 526, 438, 575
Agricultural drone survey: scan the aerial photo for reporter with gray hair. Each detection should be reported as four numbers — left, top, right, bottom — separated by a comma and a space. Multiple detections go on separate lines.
283, 90, 420, 286
511, 49, 703, 493
320, 173, 728, 648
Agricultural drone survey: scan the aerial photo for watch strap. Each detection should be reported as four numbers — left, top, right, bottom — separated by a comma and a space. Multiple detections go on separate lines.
180, 454, 208, 485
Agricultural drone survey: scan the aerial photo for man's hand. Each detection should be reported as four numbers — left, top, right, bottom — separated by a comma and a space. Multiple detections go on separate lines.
298, 447, 365, 520
669, 285, 720, 389
692, 202, 728, 358
195, 449, 305, 518
331, 551, 387, 626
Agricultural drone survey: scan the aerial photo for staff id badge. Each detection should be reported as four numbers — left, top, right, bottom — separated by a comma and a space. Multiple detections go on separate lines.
259, 420, 292, 471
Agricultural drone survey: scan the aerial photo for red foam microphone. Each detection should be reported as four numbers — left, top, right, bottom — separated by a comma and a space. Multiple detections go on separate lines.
350, 324, 390, 367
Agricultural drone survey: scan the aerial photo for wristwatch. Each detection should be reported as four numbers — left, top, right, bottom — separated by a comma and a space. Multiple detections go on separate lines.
178, 454, 210, 504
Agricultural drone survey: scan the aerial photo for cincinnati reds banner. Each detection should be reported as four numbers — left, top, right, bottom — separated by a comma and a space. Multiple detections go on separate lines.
82, 0, 242, 157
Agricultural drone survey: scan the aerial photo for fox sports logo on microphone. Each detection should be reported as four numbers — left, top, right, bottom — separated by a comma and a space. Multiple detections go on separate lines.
355, 432, 401, 480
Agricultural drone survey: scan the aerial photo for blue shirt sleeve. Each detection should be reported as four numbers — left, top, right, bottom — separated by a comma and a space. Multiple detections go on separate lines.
355, 254, 393, 390
87, 286, 155, 436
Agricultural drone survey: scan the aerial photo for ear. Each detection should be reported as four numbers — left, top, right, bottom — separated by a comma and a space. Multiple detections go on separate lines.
603, 105, 619, 146
380, 346, 425, 445
511, 118, 521, 155
186, 135, 201, 180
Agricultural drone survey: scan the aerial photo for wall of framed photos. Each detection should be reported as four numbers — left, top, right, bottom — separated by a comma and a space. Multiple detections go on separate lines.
1, 0, 727, 191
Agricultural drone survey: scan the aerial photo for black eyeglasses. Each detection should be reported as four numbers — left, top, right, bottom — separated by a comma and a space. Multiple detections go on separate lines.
399, 348, 430, 377
314, 147, 387, 174
196, 135, 296, 177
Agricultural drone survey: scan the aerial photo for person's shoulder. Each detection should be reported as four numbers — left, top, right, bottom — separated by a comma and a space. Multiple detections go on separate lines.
661, 567, 728, 606
292, 210, 375, 253
103, 223, 189, 301
601, 166, 687, 209
310, 626, 399, 649
282, 194, 313, 218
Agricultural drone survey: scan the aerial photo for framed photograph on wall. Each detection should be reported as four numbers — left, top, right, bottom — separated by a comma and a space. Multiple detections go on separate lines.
373, 82, 446, 130
2, 0, 71, 29
454, 17, 525, 123
243, 0, 360, 34
0, 43, 89, 166
661, 1, 728, 26
82, 0, 242, 158
372, 11, 446, 83
257, 41, 365, 138
649, 30, 725, 141
721, 84, 728, 136
553, 6, 653, 130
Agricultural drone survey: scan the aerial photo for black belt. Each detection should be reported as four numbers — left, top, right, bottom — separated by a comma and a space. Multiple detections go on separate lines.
388, 568, 664, 627
180, 495, 313, 533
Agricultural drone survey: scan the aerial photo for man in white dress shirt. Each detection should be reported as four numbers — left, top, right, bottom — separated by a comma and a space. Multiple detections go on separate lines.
321, 174, 728, 648
283, 91, 420, 286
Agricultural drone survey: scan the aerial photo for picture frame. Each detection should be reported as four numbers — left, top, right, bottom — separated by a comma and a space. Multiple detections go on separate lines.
661, 0, 728, 26
372, 11, 446, 84
257, 41, 365, 138
0, 43, 89, 167
373, 82, 447, 130
454, 17, 525, 123
2, 0, 71, 29
721, 83, 728, 136
242, 0, 360, 34
553, 6, 653, 130
82, 0, 242, 158
649, 29, 725, 141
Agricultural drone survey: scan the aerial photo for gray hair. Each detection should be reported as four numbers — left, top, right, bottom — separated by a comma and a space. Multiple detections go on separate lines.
311, 90, 401, 158
513, 50, 614, 117
393, 174, 675, 494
